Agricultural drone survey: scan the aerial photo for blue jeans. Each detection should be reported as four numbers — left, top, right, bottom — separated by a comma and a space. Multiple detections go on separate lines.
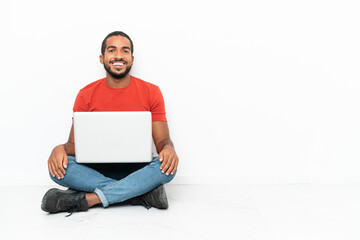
49, 156, 176, 207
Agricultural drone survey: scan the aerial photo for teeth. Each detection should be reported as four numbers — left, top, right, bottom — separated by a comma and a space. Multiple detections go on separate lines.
113, 62, 124, 66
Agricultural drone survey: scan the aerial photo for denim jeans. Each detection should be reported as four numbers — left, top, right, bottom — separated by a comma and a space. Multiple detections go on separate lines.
49, 156, 176, 207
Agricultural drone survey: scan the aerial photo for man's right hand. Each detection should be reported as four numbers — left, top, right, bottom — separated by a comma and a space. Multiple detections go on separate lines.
48, 145, 68, 179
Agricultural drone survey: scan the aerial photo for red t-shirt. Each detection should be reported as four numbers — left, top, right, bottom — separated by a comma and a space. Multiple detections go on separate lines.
73, 76, 167, 122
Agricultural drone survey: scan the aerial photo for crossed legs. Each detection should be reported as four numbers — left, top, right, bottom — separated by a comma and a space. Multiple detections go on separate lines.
49, 156, 176, 208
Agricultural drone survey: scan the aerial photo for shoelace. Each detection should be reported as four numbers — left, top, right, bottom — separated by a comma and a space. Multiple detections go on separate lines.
138, 198, 152, 210
65, 204, 81, 217
61, 196, 82, 217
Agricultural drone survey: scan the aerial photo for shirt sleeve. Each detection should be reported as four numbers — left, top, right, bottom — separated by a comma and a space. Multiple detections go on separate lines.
150, 86, 167, 122
73, 91, 88, 112
72, 91, 88, 123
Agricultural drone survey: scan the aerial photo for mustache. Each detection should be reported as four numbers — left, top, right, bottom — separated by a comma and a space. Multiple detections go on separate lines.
110, 59, 127, 64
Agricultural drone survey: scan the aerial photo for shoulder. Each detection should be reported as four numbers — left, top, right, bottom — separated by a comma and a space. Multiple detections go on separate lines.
132, 76, 160, 91
131, 76, 162, 100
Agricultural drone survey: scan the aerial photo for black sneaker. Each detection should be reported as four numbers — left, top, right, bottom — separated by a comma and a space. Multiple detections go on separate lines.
41, 188, 89, 217
130, 185, 169, 210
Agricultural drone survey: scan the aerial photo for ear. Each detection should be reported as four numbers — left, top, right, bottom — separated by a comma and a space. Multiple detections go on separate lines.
131, 55, 134, 62
99, 55, 104, 64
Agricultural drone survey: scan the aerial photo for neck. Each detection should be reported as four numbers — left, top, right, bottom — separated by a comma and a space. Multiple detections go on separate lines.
105, 74, 131, 88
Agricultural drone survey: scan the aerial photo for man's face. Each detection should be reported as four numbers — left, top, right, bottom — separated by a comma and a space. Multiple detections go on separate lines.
100, 36, 134, 79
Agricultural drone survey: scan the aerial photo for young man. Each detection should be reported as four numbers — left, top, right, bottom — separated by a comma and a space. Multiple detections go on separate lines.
41, 31, 179, 216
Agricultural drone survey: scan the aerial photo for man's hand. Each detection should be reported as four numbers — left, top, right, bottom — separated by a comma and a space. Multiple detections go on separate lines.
152, 121, 179, 176
158, 144, 179, 175
48, 145, 68, 179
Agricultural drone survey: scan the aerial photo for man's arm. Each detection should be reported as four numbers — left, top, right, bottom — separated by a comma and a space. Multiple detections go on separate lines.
48, 124, 75, 179
152, 121, 179, 175
63, 124, 75, 155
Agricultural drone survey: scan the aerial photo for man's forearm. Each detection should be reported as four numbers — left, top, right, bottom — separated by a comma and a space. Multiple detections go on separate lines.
63, 142, 75, 156
155, 138, 174, 153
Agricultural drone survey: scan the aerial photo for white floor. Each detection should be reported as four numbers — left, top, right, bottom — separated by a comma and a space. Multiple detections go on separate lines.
1, 184, 360, 240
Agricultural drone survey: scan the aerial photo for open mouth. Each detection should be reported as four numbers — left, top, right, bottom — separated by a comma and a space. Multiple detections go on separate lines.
111, 61, 126, 69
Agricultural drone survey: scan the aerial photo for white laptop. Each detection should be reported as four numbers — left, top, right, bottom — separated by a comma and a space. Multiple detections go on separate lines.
73, 111, 152, 163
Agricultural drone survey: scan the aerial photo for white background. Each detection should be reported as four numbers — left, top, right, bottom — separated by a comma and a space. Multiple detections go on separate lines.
1, 0, 359, 185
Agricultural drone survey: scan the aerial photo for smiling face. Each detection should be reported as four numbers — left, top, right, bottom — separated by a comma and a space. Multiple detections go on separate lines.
100, 35, 134, 79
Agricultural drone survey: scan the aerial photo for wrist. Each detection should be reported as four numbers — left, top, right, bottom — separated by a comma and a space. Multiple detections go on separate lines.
163, 144, 173, 149
162, 144, 175, 153
62, 142, 75, 156
54, 144, 66, 152
55, 144, 65, 150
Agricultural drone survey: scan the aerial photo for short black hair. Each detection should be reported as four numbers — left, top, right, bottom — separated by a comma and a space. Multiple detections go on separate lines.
101, 31, 134, 56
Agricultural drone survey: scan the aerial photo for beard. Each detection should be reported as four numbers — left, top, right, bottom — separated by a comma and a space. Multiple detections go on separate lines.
103, 63, 132, 79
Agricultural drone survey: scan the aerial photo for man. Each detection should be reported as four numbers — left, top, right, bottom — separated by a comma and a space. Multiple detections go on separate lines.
41, 31, 179, 216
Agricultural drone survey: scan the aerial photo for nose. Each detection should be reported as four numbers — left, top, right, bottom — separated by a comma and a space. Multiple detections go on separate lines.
114, 50, 124, 59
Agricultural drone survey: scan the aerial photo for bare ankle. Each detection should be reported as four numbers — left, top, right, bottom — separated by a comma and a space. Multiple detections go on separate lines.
85, 193, 101, 207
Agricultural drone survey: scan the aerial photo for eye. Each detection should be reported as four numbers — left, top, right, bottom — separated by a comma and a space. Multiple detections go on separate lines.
109, 49, 115, 53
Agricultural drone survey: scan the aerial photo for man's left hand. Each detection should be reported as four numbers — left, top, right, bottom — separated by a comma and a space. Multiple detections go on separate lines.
158, 145, 179, 175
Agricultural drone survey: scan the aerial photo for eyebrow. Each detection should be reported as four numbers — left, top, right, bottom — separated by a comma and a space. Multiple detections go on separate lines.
107, 46, 131, 51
